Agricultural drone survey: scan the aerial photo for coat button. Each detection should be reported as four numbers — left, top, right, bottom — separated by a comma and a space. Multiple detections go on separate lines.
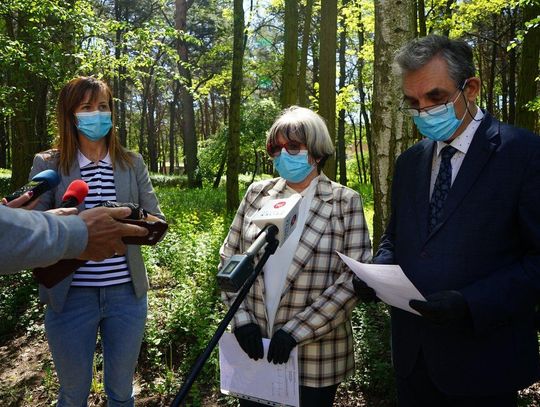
420, 251, 428, 258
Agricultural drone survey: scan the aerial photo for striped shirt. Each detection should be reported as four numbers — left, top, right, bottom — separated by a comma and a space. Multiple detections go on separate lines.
71, 151, 132, 287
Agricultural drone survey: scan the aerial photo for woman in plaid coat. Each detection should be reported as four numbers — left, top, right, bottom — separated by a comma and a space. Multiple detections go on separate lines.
220, 106, 372, 406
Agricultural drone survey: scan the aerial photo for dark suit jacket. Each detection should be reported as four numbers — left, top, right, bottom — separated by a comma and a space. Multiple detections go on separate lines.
375, 112, 540, 396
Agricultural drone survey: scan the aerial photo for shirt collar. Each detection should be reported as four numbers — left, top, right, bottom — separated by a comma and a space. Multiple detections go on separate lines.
436, 107, 484, 156
77, 150, 112, 168
285, 175, 319, 196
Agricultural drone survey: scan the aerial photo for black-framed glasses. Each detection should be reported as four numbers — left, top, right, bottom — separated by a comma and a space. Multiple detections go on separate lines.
400, 84, 466, 117
266, 140, 306, 157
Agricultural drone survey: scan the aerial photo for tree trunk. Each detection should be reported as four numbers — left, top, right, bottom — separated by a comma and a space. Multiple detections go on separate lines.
146, 80, 158, 173
176, 0, 202, 188
226, 0, 245, 212
213, 150, 227, 189
139, 96, 147, 159
371, 0, 415, 249
210, 92, 218, 134
515, 0, 540, 132
337, 5, 348, 186
486, 32, 497, 114
442, 0, 453, 37
311, 18, 320, 95
118, 63, 128, 147
0, 116, 7, 168
418, 0, 426, 37
169, 82, 180, 175
250, 148, 259, 184
349, 112, 365, 184
281, 0, 298, 108
298, 0, 313, 107
10, 77, 49, 189
358, 29, 372, 183
319, 0, 338, 180
508, 13, 517, 125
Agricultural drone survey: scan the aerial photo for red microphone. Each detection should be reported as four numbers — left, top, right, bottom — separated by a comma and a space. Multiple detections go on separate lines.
60, 180, 89, 208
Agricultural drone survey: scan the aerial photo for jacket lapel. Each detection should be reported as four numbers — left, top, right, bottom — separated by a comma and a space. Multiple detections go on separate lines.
414, 140, 436, 243
426, 112, 500, 240
114, 163, 130, 203
279, 174, 333, 300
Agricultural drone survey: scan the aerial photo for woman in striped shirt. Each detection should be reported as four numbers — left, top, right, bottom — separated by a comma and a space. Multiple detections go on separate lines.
29, 76, 164, 407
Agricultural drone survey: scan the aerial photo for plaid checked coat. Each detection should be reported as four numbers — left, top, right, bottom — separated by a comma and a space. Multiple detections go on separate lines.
220, 173, 372, 387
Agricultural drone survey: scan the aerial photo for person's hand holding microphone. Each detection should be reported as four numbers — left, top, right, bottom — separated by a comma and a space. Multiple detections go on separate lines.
78, 206, 148, 262
55, 180, 149, 262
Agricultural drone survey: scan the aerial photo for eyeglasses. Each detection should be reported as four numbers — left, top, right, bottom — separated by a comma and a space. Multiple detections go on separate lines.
400, 86, 465, 117
266, 140, 306, 157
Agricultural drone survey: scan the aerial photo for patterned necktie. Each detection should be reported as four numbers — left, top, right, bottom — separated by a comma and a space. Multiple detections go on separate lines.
429, 145, 458, 233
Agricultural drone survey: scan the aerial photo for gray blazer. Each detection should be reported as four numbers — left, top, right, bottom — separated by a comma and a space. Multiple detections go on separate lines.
1, 205, 87, 274
29, 149, 164, 312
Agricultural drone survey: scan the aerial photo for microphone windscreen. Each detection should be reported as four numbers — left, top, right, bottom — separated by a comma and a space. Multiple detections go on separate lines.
31, 169, 60, 188
62, 180, 89, 205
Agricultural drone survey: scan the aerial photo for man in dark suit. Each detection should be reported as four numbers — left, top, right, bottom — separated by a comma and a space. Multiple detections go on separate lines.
354, 35, 540, 406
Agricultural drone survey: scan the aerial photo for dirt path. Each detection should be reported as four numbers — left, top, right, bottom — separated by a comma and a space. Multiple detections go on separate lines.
1, 331, 539, 407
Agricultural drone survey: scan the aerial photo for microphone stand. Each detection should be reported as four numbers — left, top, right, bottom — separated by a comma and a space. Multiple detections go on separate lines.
170, 225, 279, 407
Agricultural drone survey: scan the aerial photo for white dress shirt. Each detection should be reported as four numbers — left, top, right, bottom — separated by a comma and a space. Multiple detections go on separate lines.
263, 176, 319, 335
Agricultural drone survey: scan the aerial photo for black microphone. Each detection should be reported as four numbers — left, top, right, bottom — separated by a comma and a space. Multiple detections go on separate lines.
4, 169, 60, 204
60, 180, 89, 208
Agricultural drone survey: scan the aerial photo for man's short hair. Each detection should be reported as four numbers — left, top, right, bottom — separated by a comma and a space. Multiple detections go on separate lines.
394, 35, 476, 88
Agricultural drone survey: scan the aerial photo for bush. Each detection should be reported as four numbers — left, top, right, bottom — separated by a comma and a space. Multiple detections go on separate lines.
0, 170, 10, 197
149, 174, 188, 188
349, 304, 395, 403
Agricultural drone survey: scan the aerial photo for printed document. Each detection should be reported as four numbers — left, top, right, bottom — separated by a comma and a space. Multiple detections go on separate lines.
219, 332, 299, 407
337, 252, 425, 315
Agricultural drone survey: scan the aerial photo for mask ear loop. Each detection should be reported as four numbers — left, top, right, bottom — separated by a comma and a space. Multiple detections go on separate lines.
460, 79, 483, 122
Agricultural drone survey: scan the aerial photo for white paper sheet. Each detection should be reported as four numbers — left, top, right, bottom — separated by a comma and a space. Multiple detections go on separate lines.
219, 332, 299, 407
337, 252, 425, 315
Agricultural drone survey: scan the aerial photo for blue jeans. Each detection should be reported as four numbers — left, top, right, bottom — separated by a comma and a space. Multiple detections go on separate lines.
45, 283, 147, 407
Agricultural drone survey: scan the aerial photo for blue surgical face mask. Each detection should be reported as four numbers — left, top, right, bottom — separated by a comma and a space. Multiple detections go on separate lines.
412, 90, 467, 142
75, 111, 112, 142
273, 150, 316, 183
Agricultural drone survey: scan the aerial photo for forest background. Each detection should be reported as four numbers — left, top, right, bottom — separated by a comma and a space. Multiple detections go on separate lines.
0, 0, 539, 405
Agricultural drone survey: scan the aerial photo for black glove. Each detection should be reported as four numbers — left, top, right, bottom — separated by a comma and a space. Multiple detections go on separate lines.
409, 290, 472, 330
234, 323, 264, 360
353, 276, 379, 303
267, 329, 297, 364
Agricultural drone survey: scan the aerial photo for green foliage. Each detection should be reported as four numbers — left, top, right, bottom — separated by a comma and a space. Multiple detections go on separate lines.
139, 185, 234, 401
198, 98, 280, 183
0, 0, 94, 111
347, 158, 373, 205
0, 272, 41, 337
348, 304, 395, 403
0, 170, 10, 197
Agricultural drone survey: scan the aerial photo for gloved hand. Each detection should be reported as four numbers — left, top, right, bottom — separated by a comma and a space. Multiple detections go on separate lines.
353, 276, 379, 303
234, 323, 264, 360
267, 329, 297, 364
409, 290, 472, 330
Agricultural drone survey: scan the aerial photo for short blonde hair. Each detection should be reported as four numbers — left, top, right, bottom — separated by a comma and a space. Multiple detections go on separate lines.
266, 106, 334, 169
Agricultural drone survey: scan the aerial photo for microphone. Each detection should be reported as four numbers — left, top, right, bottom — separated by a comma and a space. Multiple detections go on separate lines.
249, 194, 301, 247
217, 195, 302, 292
60, 180, 89, 208
4, 169, 60, 204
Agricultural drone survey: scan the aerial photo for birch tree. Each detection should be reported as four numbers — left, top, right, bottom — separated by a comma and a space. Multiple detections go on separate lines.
371, 0, 415, 248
